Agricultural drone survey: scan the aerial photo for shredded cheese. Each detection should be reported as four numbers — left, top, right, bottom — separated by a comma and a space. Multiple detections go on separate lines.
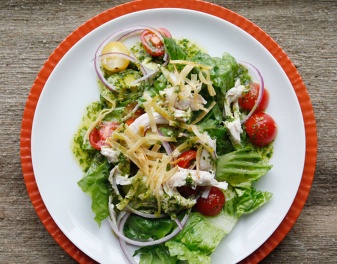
126, 138, 147, 155
190, 125, 215, 155
178, 64, 194, 85
100, 57, 221, 214
143, 92, 158, 133
196, 145, 203, 179
199, 69, 216, 96
150, 97, 176, 122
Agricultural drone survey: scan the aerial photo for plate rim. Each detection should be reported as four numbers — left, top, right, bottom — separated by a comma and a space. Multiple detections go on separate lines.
20, 0, 317, 263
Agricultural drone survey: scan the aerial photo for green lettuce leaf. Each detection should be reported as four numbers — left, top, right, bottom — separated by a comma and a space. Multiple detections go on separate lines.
191, 52, 239, 92
164, 186, 271, 263
77, 158, 111, 226
124, 215, 176, 240
216, 147, 272, 188
235, 187, 272, 217
134, 244, 178, 264
165, 212, 227, 264
163, 37, 187, 60
198, 118, 234, 155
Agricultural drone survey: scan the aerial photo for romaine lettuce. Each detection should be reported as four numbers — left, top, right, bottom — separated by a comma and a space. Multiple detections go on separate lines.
165, 212, 226, 264
163, 37, 187, 60
198, 118, 235, 155
191, 52, 238, 93
124, 215, 176, 240
134, 244, 178, 264
216, 147, 272, 188
77, 158, 112, 226
235, 187, 272, 217
163, 186, 271, 263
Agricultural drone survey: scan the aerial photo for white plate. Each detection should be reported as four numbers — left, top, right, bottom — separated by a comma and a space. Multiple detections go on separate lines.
31, 8, 305, 264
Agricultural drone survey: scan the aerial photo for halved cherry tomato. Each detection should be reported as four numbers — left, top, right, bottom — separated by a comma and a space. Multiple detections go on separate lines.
101, 42, 130, 72
89, 121, 119, 150
177, 150, 197, 168
245, 112, 277, 147
239, 83, 269, 112
195, 186, 225, 216
140, 28, 171, 57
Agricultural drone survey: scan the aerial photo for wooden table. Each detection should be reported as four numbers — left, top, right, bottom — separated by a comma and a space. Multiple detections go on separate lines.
1, 0, 336, 263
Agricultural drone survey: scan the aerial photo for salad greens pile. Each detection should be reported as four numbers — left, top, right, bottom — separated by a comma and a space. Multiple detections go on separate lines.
72, 28, 273, 264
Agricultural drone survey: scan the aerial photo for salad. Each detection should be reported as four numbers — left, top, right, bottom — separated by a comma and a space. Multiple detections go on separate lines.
72, 26, 277, 264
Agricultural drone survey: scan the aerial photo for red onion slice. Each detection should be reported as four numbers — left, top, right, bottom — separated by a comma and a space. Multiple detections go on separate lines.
131, 69, 158, 85
96, 26, 165, 55
117, 212, 138, 264
125, 205, 167, 219
108, 211, 190, 247
94, 52, 148, 92
118, 238, 137, 264
201, 185, 212, 199
94, 26, 169, 91
157, 129, 173, 155
237, 61, 265, 124
95, 26, 160, 60
174, 218, 183, 230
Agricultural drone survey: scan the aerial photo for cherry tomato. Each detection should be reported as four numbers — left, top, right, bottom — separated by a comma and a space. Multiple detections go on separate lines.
101, 42, 130, 72
140, 28, 171, 57
239, 83, 269, 112
177, 186, 204, 198
245, 112, 277, 146
195, 187, 225, 216
177, 150, 197, 168
89, 121, 119, 150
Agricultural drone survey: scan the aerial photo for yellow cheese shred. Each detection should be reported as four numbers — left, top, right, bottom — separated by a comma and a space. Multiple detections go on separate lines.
190, 125, 215, 155
199, 69, 216, 96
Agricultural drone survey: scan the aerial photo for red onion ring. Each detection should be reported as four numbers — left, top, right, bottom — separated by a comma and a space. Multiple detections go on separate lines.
131, 69, 158, 85
157, 129, 173, 155
97, 26, 165, 52
125, 205, 167, 219
116, 212, 186, 263
118, 238, 137, 264
110, 174, 167, 218
94, 26, 169, 91
108, 211, 190, 247
201, 185, 212, 199
237, 61, 265, 124
117, 212, 138, 264
95, 26, 164, 60
94, 52, 147, 92
174, 218, 183, 230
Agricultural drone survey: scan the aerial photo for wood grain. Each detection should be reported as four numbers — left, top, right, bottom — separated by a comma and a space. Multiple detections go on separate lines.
1, 0, 336, 263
